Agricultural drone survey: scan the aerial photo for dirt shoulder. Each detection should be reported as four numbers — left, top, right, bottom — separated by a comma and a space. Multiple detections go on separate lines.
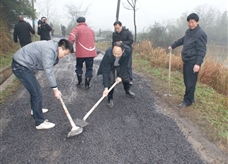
134, 70, 228, 163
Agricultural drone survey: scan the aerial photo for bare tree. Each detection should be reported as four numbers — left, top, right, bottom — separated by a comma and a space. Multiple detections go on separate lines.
193, 5, 218, 30
35, 0, 59, 21
66, 2, 90, 23
122, 0, 138, 42
65, 2, 90, 35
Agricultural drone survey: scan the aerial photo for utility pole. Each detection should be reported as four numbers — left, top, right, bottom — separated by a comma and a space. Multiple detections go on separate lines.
32, 0, 35, 31
116, 0, 121, 21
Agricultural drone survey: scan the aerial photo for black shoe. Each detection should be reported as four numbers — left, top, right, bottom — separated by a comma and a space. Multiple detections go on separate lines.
76, 74, 83, 87
76, 83, 83, 87
126, 90, 135, 98
107, 100, 114, 108
107, 95, 114, 108
178, 102, 188, 108
85, 78, 91, 90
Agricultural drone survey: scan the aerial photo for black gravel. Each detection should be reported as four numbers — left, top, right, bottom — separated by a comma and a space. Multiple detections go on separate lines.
0, 52, 204, 164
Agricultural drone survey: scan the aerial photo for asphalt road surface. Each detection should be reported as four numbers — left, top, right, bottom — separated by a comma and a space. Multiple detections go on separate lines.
1, 41, 206, 163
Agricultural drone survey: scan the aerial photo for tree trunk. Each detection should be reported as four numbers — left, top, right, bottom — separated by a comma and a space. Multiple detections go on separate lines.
133, 7, 137, 43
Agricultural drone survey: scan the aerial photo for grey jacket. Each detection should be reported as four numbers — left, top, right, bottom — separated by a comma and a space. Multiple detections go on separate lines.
171, 25, 207, 66
13, 40, 59, 88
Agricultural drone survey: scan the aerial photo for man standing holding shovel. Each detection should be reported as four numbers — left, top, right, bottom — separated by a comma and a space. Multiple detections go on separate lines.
168, 13, 207, 108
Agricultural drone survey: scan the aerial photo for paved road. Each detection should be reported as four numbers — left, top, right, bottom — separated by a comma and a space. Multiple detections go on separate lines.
1, 41, 204, 163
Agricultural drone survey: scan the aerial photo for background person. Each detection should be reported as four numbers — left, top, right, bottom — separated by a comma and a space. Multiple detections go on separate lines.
97, 41, 135, 108
61, 25, 66, 37
37, 17, 52, 40
68, 17, 97, 89
13, 15, 35, 47
168, 13, 207, 108
112, 21, 134, 84
12, 39, 73, 129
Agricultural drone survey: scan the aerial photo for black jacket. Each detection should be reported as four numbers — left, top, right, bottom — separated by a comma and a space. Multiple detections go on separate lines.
38, 23, 52, 40
171, 25, 207, 66
97, 44, 132, 88
112, 27, 133, 48
13, 20, 35, 47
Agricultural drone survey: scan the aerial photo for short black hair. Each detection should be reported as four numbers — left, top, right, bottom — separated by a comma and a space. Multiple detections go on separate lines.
77, 17, 86, 23
58, 39, 74, 53
113, 21, 122, 26
112, 41, 125, 51
187, 13, 199, 22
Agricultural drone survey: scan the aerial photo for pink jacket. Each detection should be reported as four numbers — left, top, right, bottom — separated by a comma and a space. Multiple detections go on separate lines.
68, 23, 97, 58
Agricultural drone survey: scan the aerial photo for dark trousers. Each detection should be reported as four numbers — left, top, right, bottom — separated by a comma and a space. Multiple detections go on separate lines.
128, 52, 133, 81
108, 66, 130, 96
12, 60, 45, 126
183, 62, 198, 105
75, 57, 94, 78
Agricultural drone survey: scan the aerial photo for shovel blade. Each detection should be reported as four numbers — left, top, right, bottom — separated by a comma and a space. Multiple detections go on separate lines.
67, 127, 83, 138
75, 118, 89, 128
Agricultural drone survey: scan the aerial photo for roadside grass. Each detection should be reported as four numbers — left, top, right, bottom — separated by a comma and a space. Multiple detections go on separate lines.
95, 42, 111, 51
0, 78, 20, 104
96, 41, 228, 150
133, 55, 228, 148
0, 49, 17, 68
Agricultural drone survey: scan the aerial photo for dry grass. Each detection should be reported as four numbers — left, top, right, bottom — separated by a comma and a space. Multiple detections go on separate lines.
134, 40, 228, 96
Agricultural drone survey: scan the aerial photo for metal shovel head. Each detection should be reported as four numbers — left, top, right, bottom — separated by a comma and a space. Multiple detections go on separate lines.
75, 118, 89, 128
67, 127, 83, 138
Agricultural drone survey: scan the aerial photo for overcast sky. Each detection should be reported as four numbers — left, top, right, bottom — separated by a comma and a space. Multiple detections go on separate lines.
34, 0, 227, 32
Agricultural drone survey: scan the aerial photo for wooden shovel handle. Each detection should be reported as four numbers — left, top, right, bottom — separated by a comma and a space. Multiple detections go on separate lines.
82, 81, 119, 121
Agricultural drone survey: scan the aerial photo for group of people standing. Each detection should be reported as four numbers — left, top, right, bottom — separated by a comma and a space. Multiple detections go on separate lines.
12, 13, 207, 130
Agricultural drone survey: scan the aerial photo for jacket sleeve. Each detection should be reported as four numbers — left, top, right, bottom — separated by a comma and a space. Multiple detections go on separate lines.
122, 31, 133, 46
13, 26, 18, 43
28, 23, 35, 35
42, 49, 57, 88
68, 27, 79, 44
101, 50, 113, 88
37, 27, 41, 35
112, 32, 117, 45
195, 31, 207, 66
46, 24, 52, 32
170, 36, 184, 49
118, 44, 131, 78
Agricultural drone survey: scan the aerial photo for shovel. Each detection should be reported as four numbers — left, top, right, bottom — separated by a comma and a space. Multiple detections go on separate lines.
59, 96, 83, 138
164, 50, 172, 97
76, 81, 119, 128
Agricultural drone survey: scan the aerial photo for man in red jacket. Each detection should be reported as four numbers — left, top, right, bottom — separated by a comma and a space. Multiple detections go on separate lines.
68, 17, 97, 89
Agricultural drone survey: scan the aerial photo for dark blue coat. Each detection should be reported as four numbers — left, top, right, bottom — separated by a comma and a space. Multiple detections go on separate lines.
171, 25, 207, 66
13, 20, 35, 47
97, 44, 131, 88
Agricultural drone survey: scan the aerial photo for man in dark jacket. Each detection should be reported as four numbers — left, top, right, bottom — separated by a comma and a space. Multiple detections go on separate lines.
13, 15, 35, 47
97, 41, 135, 108
168, 13, 207, 108
112, 21, 134, 84
61, 25, 66, 37
38, 17, 52, 40
12, 39, 76, 130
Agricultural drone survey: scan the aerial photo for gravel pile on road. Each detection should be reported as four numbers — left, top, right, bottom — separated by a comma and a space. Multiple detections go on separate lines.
0, 53, 204, 164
